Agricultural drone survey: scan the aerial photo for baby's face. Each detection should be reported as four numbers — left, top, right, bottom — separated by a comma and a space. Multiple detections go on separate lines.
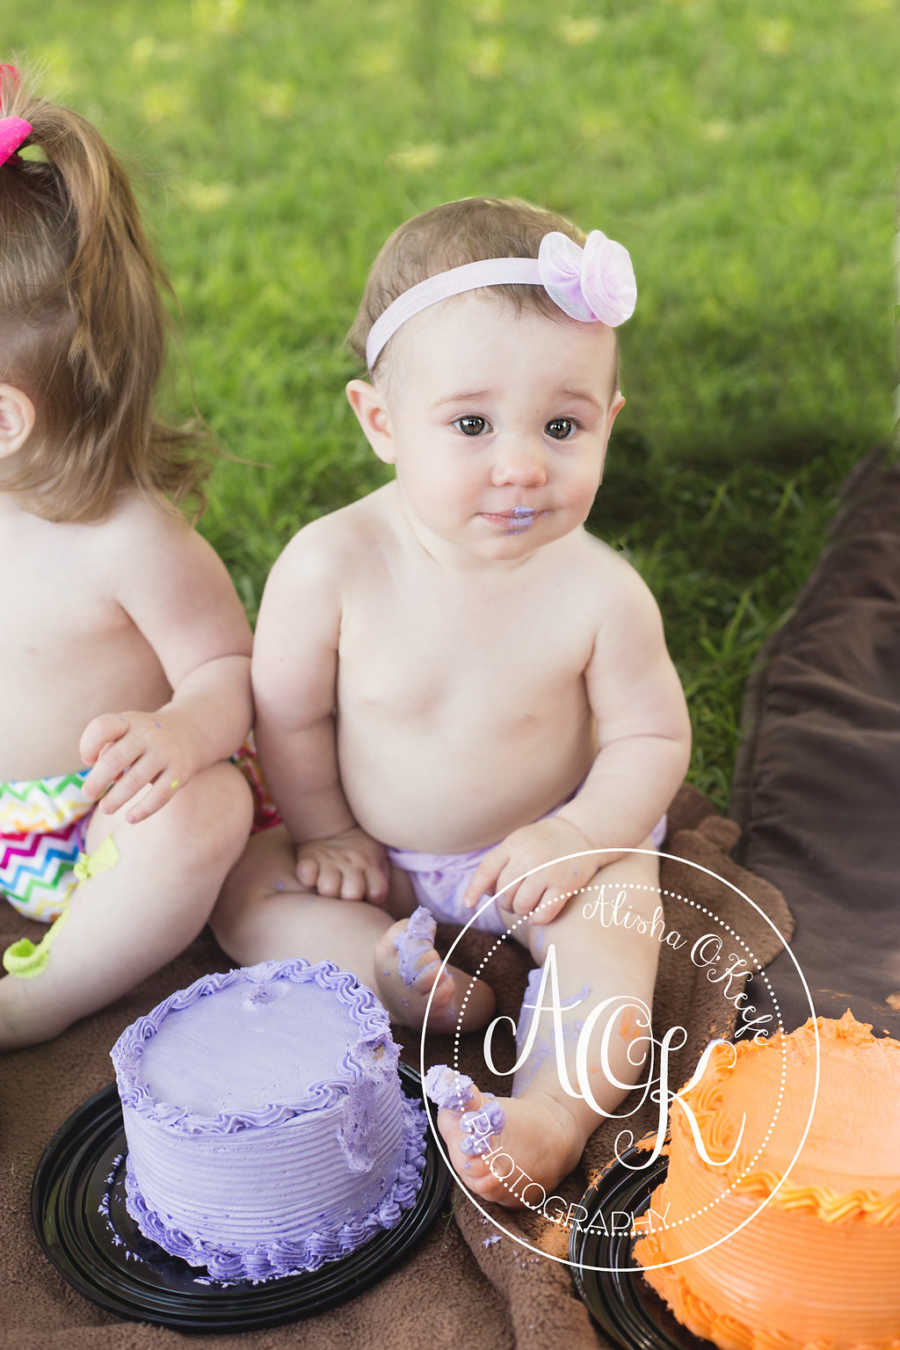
378, 294, 622, 563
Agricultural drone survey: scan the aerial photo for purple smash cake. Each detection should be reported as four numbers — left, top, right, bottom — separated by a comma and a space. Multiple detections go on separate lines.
109, 959, 427, 1281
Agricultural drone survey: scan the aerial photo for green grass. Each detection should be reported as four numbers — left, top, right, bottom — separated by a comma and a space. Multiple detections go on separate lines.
7, 0, 897, 808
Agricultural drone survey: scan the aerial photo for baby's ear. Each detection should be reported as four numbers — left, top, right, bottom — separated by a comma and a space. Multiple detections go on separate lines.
608, 391, 626, 431
346, 379, 395, 464
597, 393, 626, 488
0, 384, 35, 458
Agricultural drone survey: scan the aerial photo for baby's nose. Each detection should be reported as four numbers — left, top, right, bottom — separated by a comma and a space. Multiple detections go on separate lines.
490, 438, 548, 487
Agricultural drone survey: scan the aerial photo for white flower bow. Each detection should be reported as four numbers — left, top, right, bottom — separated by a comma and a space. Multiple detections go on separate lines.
538, 230, 637, 327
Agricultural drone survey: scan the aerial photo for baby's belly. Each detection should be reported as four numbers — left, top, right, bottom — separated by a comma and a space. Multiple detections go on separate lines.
337, 713, 595, 854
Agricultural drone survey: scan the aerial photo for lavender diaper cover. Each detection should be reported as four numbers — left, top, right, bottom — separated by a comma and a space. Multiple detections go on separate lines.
385, 814, 667, 937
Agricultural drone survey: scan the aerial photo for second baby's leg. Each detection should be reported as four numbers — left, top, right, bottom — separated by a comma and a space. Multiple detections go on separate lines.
211, 827, 494, 1032
434, 843, 662, 1206
0, 762, 252, 1051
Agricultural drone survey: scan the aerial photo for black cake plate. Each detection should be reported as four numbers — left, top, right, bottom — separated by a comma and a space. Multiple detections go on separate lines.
32, 1063, 450, 1333
568, 1149, 715, 1350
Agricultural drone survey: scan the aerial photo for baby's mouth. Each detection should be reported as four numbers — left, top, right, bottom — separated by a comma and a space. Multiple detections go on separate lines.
508, 508, 537, 531
481, 506, 540, 531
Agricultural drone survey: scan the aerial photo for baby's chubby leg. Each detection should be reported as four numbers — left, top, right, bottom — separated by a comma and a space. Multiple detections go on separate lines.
0, 762, 252, 1050
433, 843, 661, 1207
210, 827, 495, 1032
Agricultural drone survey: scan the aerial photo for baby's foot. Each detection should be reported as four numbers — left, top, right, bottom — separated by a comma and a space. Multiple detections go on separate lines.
429, 1076, 584, 1208
374, 908, 494, 1032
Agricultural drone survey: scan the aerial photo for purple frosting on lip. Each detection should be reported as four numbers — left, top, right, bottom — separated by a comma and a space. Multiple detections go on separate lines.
506, 505, 538, 533
392, 906, 437, 987
424, 1064, 475, 1111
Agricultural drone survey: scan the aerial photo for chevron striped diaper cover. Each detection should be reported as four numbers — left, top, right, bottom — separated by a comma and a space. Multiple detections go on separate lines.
0, 771, 94, 922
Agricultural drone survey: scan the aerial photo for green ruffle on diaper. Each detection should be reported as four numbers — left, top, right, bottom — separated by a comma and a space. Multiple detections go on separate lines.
3, 905, 71, 977
72, 834, 119, 883
2, 835, 119, 978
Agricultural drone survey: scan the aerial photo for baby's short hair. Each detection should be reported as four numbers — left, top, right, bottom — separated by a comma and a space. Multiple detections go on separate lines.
348, 197, 593, 377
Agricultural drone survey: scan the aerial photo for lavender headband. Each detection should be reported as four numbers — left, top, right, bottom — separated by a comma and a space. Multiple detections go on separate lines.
365, 229, 636, 369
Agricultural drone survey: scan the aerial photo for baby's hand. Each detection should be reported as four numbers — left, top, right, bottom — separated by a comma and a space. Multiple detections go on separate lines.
295, 827, 390, 904
463, 817, 602, 926
80, 708, 199, 825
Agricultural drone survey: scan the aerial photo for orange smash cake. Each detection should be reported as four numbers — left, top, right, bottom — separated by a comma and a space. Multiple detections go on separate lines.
633, 1011, 900, 1349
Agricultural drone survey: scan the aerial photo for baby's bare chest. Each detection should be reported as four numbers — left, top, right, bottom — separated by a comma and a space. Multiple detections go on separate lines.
338, 579, 594, 727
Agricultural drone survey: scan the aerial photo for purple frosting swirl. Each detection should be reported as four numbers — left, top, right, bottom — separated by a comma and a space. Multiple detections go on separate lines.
110, 959, 391, 1135
460, 1096, 506, 1155
424, 1064, 475, 1110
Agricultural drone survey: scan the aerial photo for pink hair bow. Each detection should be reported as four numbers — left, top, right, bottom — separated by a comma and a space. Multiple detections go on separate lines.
538, 230, 637, 327
0, 116, 31, 165
0, 63, 30, 167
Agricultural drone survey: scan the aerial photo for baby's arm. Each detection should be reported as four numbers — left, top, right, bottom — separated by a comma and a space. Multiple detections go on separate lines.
554, 560, 691, 852
466, 555, 690, 923
251, 523, 389, 903
81, 506, 253, 823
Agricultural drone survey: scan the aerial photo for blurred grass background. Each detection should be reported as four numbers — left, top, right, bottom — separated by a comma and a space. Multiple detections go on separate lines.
8, 0, 896, 806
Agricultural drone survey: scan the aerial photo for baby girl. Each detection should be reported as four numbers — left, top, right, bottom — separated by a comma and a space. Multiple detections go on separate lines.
0, 69, 253, 1049
213, 196, 691, 1204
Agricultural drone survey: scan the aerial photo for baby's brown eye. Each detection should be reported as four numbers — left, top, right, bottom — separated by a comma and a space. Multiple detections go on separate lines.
454, 415, 488, 436
546, 417, 576, 440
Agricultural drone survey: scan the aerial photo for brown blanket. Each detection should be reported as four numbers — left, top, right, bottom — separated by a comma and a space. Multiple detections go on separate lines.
731, 446, 900, 1039
3, 785, 792, 1348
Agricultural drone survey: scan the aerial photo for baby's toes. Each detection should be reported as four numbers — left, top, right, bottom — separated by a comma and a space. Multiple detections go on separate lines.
376, 913, 494, 1034
315, 863, 342, 897
410, 950, 452, 1003
338, 865, 366, 901
296, 857, 319, 888
392, 906, 441, 990
424, 1067, 507, 1180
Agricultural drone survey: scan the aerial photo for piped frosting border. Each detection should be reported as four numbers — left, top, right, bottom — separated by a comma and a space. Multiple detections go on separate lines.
110, 959, 393, 1135
672, 1011, 900, 1225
